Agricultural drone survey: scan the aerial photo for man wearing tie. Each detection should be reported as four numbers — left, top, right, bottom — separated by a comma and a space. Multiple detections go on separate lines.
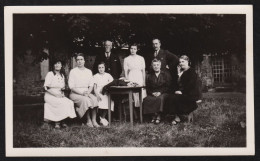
93, 40, 122, 79
93, 40, 122, 121
146, 38, 179, 91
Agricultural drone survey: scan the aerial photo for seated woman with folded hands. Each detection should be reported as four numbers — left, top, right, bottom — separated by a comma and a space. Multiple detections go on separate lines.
143, 59, 172, 124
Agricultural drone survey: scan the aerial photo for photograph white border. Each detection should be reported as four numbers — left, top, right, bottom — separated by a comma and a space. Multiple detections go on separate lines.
4, 5, 254, 156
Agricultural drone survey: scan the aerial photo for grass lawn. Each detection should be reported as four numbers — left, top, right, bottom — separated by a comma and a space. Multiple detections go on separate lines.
13, 92, 246, 147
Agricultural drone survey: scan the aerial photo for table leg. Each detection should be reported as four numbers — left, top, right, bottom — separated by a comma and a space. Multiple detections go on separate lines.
119, 100, 122, 123
129, 91, 133, 129
139, 89, 143, 123
108, 93, 111, 128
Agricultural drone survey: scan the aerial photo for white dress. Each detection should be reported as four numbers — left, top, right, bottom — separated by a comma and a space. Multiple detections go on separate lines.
44, 72, 76, 122
124, 55, 147, 107
68, 67, 98, 118
93, 73, 114, 111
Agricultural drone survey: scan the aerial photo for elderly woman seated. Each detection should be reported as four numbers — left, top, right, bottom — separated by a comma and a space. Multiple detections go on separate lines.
143, 59, 172, 124
166, 55, 201, 125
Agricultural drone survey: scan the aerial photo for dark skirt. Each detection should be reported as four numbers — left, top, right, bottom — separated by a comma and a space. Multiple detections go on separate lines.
143, 93, 168, 114
166, 94, 198, 115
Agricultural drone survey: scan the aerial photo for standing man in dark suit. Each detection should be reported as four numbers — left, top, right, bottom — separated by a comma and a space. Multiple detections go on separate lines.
93, 40, 122, 79
146, 38, 179, 91
93, 40, 122, 121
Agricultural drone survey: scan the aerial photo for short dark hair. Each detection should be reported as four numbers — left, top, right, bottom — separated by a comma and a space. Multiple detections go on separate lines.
151, 58, 161, 65
180, 55, 190, 62
180, 55, 191, 66
152, 38, 161, 43
51, 58, 65, 78
97, 61, 106, 68
52, 58, 63, 66
129, 43, 139, 50
74, 53, 85, 60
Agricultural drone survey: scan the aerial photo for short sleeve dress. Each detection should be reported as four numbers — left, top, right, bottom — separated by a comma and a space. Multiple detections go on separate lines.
93, 72, 114, 111
124, 55, 147, 107
68, 67, 98, 118
44, 71, 76, 122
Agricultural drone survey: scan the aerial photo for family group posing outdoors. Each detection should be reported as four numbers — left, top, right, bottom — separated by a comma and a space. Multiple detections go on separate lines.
43, 38, 201, 129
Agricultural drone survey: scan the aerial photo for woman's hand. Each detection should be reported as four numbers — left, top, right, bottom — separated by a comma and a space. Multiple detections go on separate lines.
97, 95, 102, 101
56, 93, 64, 98
152, 92, 161, 97
175, 91, 182, 95
82, 91, 90, 96
177, 65, 181, 74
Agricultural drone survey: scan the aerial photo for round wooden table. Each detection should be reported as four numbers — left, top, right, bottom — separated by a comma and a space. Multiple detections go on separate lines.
107, 86, 144, 128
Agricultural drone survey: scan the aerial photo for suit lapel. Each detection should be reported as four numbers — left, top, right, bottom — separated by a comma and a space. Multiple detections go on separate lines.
109, 52, 113, 62
157, 49, 163, 58
101, 53, 106, 60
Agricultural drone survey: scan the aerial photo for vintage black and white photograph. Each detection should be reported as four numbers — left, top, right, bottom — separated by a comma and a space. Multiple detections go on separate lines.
4, 5, 254, 156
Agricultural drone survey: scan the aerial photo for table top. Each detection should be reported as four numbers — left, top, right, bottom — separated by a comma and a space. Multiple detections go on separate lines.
109, 86, 145, 89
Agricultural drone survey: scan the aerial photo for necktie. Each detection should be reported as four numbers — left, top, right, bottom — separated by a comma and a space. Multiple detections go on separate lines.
106, 53, 109, 59
154, 51, 158, 57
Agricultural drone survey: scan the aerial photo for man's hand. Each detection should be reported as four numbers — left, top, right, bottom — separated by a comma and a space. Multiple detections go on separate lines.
175, 91, 182, 95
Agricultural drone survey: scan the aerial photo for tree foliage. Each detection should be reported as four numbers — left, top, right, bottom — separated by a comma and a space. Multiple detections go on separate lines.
13, 14, 245, 63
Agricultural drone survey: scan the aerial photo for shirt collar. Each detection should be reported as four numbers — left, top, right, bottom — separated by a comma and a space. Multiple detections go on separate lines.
154, 70, 162, 76
154, 49, 160, 57
105, 52, 111, 57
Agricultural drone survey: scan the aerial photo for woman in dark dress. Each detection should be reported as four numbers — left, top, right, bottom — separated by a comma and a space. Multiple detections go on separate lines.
143, 59, 172, 124
167, 55, 200, 125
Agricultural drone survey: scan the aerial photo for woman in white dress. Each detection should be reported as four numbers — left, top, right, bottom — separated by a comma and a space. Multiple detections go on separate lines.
124, 43, 147, 108
68, 53, 100, 128
44, 59, 76, 129
93, 62, 114, 126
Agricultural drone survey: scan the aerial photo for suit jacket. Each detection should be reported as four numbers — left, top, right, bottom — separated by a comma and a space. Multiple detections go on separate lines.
146, 71, 172, 95
93, 51, 122, 79
145, 49, 179, 90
